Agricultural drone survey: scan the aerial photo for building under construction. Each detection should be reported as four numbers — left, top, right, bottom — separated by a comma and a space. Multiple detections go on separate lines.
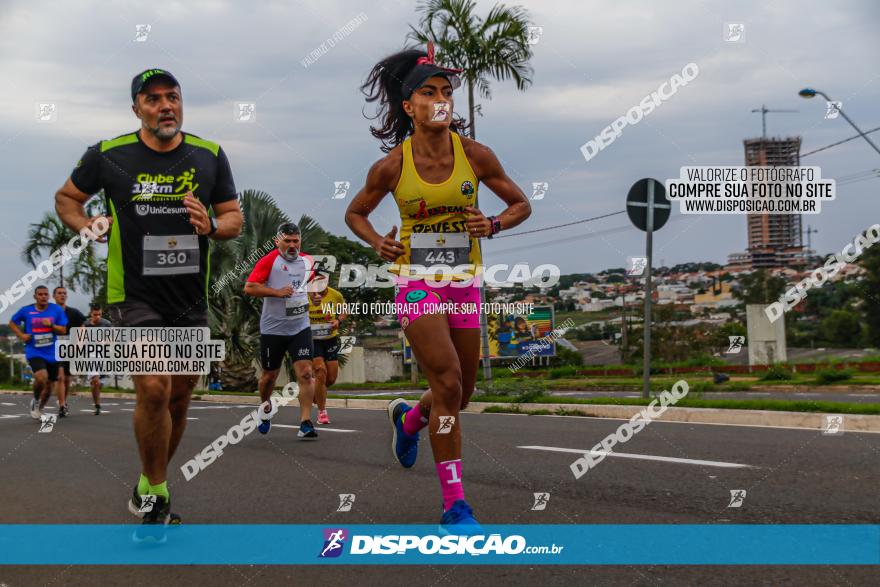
727, 136, 808, 271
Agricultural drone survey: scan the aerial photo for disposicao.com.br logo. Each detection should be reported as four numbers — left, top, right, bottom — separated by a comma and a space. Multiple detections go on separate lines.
318, 528, 563, 558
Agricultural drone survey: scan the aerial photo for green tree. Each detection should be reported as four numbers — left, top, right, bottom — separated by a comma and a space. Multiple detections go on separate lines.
858, 244, 880, 347
732, 270, 787, 304
709, 321, 747, 355
22, 212, 101, 290
323, 234, 393, 336
408, 0, 534, 138
820, 309, 862, 347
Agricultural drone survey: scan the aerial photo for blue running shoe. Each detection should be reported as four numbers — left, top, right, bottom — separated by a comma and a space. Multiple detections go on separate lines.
258, 400, 275, 435
439, 500, 482, 535
388, 398, 418, 468
298, 419, 318, 440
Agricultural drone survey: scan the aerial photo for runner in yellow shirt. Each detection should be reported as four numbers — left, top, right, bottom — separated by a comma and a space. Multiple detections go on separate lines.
346, 42, 531, 531
307, 274, 346, 424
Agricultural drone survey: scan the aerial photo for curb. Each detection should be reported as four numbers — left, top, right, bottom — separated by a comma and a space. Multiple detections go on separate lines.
329, 385, 880, 394
3, 389, 877, 432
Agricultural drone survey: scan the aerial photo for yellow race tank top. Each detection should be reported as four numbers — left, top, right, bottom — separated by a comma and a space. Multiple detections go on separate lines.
392, 131, 482, 280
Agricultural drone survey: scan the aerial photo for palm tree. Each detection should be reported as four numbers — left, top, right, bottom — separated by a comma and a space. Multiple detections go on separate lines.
22, 212, 99, 289
208, 189, 329, 391
408, 0, 534, 139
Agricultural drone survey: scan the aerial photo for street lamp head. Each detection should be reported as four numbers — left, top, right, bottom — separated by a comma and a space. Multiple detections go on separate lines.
798, 88, 817, 98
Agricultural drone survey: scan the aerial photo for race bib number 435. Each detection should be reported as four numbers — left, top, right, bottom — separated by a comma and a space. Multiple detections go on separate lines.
285, 301, 308, 318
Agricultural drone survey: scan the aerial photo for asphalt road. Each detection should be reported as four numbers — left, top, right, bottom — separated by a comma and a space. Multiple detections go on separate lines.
1, 391, 877, 585
339, 388, 880, 404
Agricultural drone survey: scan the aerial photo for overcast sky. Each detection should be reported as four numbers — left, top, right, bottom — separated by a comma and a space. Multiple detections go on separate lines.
1, 0, 878, 315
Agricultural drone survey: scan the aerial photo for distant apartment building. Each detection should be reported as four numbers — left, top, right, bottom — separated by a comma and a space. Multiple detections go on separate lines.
727, 136, 808, 271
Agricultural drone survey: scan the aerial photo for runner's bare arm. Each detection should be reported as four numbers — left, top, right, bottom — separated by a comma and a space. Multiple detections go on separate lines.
184, 194, 243, 240
345, 153, 405, 261
55, 178, 112, 239
8, 322, 28, 342
244, 281, 292, 298
210, 198, 243, 240
463, 140, 531, 234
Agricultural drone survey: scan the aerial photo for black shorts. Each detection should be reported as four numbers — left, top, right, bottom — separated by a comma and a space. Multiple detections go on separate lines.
28, 358, 59, 382
313, 337, 340, 362
107, 299, 208, 327
260, 328, 313, 371
57, 361, 70, 373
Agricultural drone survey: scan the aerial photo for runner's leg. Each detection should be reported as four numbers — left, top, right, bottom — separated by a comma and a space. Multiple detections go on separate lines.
54, 368, 66, 409
167, 374, 197, 461
35, 369, 49, 409
325, 360, 339, 387
90, 376, 101, 407
313, 357, 327, 411
133, 374, 172, 487
259, 368, 280, 409
404, 313, 466, 510
293, 359, 315, 423
449, 328, 480, 410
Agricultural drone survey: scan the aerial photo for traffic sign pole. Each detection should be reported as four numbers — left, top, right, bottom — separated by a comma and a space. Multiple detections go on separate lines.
642, 183, 654, 399
625, 178, 670, 400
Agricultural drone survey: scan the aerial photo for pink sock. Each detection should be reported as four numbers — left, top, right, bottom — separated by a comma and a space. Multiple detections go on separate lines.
402, 403, 429, 436
436, 459, 464, 511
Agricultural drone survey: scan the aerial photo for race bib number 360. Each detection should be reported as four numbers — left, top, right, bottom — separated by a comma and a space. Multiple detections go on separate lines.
409, 233, 470, 266
142, 235, 200, 276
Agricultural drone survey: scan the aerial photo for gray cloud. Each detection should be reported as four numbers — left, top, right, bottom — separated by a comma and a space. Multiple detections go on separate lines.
0, 0, 878, 316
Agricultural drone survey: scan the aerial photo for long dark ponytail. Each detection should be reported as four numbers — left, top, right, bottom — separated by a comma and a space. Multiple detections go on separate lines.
361, 47, 464, 153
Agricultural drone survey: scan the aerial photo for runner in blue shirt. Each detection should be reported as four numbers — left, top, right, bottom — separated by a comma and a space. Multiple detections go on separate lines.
8, 286, 68, 419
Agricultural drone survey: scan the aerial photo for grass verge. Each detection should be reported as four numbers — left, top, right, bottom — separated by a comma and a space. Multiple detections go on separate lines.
476, 395, 880, 415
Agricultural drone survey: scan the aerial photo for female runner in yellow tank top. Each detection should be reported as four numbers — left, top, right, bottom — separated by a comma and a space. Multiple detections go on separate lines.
345, 43, 531, 531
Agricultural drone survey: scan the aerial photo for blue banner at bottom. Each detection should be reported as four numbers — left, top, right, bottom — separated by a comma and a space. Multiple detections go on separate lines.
0, 525, 877, 565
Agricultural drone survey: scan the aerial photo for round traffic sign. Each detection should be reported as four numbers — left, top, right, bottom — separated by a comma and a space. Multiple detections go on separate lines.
626, 178, 670, 232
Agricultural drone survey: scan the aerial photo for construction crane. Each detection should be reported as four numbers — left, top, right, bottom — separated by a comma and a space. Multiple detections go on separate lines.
804, 225, 818, 254
751, 104, 798, 138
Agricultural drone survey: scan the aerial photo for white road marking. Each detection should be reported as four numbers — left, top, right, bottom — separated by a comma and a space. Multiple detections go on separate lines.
187, 417, 198, 421
518, 445, 753, 468
1, 402, 17, 406
273, 424, 358, 433
490, 410, 880, 434
80, 409, 111, 413
189, 406, 235, 410
551, 392, 640, 398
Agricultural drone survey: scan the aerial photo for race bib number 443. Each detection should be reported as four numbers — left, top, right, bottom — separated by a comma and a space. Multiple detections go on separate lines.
410, 233, 470, 266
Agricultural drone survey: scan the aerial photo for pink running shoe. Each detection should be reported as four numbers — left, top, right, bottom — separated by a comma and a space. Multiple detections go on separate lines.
317, 410, 331, 425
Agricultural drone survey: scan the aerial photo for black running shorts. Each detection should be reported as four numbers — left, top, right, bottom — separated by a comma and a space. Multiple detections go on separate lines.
260, 328, 313, 371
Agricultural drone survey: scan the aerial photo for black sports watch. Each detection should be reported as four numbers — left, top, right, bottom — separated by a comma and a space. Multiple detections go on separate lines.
487, 216, 502, 239
207, 217, 218, 236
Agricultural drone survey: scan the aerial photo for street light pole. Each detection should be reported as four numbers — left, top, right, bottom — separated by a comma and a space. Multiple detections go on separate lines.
799, 88, 880, 157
